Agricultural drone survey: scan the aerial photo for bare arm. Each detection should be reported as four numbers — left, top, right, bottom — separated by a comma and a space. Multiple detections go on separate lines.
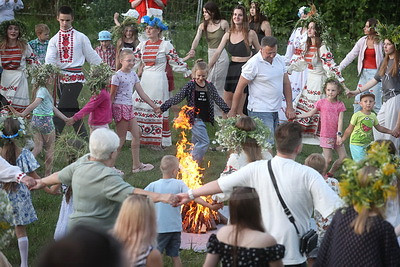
261, 20, 272, 36
228, 76, 250, 117
296, 107, 318, 118
113, 12, 120, 26
374, 124, 392, 135
133, 188, 177, 204
283, 73, 295, 119
203, 254, 220, 267
188, 23, 204, 58
14, 97, 42, 117
130, 0, 143, 8
338, 123, 355, 145
135, 83, 158, 109
176, 180, 222, 205
208, 33, 229, 69
336, 111, 345, 145
347, 78, 378, 97
31, 172, 61, 190
249, 30, 261, 51
395, 224, 400, 237
145, 249, 163, 267
53, 106, 68, 121
393, 111, 400, 137
194, 197, 223, 211
110, 84, 118, 103
153, 0, 165, 8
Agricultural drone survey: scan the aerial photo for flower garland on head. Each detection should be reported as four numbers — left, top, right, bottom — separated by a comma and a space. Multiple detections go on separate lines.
111, 17, 138, 43
28, 64, 61, 89
214, 116, 272, 153
140, 16, 168, 31
295, 5, 333, 48
339, 142, 399, 213
85, 63, 114, 96
0, 19, 27, 41
376, 21, 400, 49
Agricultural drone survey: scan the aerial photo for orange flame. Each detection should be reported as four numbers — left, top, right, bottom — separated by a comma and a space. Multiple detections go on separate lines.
174, 105, 218, 233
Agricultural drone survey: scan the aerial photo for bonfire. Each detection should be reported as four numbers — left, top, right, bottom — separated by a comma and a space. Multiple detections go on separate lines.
173, 106, 227, 233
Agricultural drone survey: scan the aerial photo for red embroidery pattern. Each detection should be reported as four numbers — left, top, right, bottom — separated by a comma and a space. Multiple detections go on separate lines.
58, 29, 74, 63
0, 85, 18, 91
61, 73, 85, 83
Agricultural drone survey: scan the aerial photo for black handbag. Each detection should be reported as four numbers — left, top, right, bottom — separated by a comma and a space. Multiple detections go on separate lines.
267, 160, 318, 255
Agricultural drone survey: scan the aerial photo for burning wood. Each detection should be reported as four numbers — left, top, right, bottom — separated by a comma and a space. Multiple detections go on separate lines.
173, 106, 226, 233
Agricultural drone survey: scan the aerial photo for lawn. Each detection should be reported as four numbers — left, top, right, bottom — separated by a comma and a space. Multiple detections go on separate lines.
1, 18, 361, 267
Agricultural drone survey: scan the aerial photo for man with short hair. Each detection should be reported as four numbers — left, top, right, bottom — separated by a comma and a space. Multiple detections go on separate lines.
177, 122, 342, 266
45, 6, 102, 138
229, 36, 295, 142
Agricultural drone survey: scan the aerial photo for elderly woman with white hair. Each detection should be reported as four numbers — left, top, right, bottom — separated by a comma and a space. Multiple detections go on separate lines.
34, 128, 176, 231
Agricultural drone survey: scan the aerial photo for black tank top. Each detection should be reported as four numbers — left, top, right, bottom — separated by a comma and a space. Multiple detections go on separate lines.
226, 39, 251, 57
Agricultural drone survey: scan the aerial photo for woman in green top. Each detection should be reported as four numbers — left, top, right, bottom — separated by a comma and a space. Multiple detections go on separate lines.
188, 2, 229, 116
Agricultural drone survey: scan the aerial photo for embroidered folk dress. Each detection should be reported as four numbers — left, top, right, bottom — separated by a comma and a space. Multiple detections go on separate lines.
0, 45, 38, 111
280, 27, 308, 122
133, 39, 191, 147
288, 44, 344, 145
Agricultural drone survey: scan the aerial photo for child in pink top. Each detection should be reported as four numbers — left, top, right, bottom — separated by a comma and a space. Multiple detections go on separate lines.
66, 63, 113, 134
297, 78, 347, 176
111, 49, 159, 173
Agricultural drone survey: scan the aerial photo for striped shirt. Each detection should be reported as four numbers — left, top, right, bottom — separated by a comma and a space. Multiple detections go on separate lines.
0, 46, 22, 70
305, 45, 318, 70
142, 40, 162, 66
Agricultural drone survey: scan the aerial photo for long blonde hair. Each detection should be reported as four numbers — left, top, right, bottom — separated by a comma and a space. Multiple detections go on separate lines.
113, 195, 157, 264
351, 166, 385, 235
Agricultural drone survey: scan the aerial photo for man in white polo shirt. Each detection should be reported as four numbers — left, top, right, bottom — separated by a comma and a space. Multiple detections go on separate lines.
228, 36, 295, 142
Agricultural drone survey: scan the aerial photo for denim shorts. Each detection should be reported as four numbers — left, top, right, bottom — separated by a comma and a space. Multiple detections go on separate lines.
157, 232, 181, 257
31, 115, 55, 134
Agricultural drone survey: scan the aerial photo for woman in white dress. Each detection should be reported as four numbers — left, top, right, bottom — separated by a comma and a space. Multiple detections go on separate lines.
133, 16, 191, 149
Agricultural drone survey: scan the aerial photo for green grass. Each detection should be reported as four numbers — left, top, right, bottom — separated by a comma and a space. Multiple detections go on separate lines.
2, 27, 360, 267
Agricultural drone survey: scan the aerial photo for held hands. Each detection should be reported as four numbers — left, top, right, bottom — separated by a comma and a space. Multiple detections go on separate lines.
7, 105, 22, 117
174, 193, 191, 206
208, 201, 224, 211
346, 90, 358, 98
65, 117, 75, 126
186, 49, 195, 59
153, 106, 162, 114
20, 176, 37, 189
285, 107, 296, 120
336, 135, 343, 146
393, 126, 400, 138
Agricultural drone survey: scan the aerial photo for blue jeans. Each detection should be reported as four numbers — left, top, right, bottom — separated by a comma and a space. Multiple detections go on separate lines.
248, 110, 278, 144
354, 68, 382, 113
191, 119, 209, 161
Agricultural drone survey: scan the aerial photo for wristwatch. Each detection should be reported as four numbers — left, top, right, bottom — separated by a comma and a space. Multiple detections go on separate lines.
337, 131, 343, 137
187, 189, 195, 200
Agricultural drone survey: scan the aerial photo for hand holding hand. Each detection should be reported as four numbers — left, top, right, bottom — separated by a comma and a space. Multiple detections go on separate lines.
208, 202, 224, 211
65, 117, 75, 126
187, 49, 195, 58
285, 107, 296, 120
153, 106, 162, 114
337, 136, 343, 146
393, 126, 400, 138
346, 90, 358, 98
174, 193, 191, 206
20, 175, 37, 189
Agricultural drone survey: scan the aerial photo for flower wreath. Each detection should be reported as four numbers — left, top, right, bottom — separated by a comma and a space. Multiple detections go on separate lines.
339, 141, 399, 212
0, 19, 27, 42
214, 116, 272, 152
29, 64, 61, 88
0, 116, 28, 141
85, 63, 114, 96
376, 22, 400, 49
111, 17, 139, 43
140, 16, 168, 31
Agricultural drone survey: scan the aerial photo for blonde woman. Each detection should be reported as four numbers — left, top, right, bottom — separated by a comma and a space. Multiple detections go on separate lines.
113, 195, 162, 267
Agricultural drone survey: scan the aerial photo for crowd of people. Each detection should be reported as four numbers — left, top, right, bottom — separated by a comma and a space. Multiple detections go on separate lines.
0, 1, 400, 266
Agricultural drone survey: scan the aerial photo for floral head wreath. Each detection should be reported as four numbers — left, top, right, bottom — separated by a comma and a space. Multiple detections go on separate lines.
0, 19, 27, 41
376, 21, 400, 49
297, 6, 311, 18
295, 5, 332, 48
111, 17, 138, 43
85, 63, 114, 95
339, 142, 399, 213
214, 116, 272, 152
29, 64, 61, 88
0, 116, 29, 146
140, 16, 168, 31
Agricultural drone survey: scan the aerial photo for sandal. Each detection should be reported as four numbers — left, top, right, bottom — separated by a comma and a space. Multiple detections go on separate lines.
132, 163, 154, 173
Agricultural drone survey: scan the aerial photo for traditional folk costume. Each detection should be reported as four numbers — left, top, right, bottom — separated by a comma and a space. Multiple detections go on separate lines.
133, 39, 190, 147
288, 44, 343, 145
0, 45, 38, 111
280, 27, 308, 122
45, 27, 101, 136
